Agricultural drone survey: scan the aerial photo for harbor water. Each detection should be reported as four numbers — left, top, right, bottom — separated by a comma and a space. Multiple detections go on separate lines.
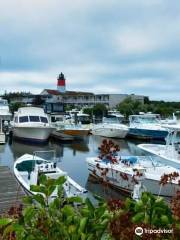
0, 135, 164, 200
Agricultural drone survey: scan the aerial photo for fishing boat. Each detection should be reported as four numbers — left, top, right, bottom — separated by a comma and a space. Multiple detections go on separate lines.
91, 116, 129, 138
128, 114, 168, 140
138, 125, 180, 169
86, 155, 180, 197
14, 151, 87, 201
11, 107, 55, 143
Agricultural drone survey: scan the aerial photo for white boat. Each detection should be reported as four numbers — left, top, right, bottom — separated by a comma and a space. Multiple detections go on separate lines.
14, 151, 87, 201
91, 116, 129, 138
11, 107, 55, 143
128, 114, 168, 140
138, 125, 180, 169
86, 155, 180, 197
66, 109, 91, 124
161, 113, 177, 125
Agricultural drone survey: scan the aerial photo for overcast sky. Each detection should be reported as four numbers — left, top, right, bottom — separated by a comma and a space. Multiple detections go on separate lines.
0, 0, 180, 101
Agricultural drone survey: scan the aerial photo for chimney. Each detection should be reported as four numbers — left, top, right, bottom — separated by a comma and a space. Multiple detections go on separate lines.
57, 72, 66, 93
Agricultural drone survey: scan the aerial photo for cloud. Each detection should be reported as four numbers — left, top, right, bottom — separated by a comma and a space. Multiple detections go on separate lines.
0, 0, 180, 101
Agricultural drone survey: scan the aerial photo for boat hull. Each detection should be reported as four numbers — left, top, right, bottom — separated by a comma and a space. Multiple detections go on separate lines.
0, 132, 5, 144
87, 161, 179, 197
128, 128, 168, 140
61, 129, 89, 137
91, 127, 128, 138
12, 126, 54, 143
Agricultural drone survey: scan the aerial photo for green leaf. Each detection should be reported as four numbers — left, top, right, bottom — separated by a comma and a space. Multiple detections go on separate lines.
23, 196, 33, 204
0, 218, 12, 227
68, 224, 76, 234
30, 185, 41, 193
160, 215, 170, 225
39, 174, 47, 185
81, 208, 90, 217
67, 196, 83, 204
56, 176, 66, 185
85, 198, 95, 213
23, 206, 36, 222
62, 205, 75, 216
132, 212, 145, 223
79, 217, 88, 232
134, 200, 144, 212
30, 185, 47, 196
47, 185, 56, 197
33, 194, 46, 206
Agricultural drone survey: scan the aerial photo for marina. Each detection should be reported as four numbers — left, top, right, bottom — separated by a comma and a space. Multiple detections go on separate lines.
1, 1, 180, 238
0, 131, 179, 210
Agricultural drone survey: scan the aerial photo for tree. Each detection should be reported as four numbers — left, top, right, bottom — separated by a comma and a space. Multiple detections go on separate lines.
116, 97, 144, 119
92, 104, 107, 117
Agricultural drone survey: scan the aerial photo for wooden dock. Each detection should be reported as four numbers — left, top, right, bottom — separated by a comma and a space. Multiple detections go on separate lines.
0, 166, 26, 214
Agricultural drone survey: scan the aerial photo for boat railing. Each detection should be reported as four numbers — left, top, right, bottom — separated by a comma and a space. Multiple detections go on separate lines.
33, 150, 60, 162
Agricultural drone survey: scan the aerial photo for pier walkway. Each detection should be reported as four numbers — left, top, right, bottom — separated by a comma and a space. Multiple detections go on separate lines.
0, 166, 26, 214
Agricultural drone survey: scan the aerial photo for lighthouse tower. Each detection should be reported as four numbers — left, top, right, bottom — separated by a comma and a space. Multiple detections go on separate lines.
57, 72, 66, 93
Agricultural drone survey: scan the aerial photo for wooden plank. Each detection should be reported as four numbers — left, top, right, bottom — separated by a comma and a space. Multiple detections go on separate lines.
0, 166, 26, 215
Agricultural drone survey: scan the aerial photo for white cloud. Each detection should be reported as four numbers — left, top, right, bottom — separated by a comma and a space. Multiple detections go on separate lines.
116, 29, 159, 55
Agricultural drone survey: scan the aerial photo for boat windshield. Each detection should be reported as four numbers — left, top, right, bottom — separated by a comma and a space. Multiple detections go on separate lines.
18, 116, 48, 123
19, 116, 29, 123
0, 99, 8, 106
103, 116, 121, 124
29, 116, 40, 122
40, 116, 48, 123
131, 116, 160, 124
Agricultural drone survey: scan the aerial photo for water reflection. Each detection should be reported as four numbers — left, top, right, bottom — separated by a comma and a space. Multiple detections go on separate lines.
0, 135, 150, 200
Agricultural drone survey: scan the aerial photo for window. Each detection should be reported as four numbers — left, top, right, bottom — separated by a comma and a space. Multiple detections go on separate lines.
29, 116, 40, 122
40, 116, 48, 123
19, 116, 29, 123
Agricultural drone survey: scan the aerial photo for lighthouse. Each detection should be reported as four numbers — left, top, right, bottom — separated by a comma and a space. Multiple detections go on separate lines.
57, 72, 66, 93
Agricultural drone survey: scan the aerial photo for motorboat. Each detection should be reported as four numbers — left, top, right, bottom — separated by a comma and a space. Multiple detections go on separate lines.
138, 125, 180, 169
161, 113, 177, 125
86, 155, 180, 198
59, 124, 90, 138
14, 151, 87, 202
11, 107, 55, 143
91, 116, 129, 138
66, 109, 91, 124
128, 114, 168, 140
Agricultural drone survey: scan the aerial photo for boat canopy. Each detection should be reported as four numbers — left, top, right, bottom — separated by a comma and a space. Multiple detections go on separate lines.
129, 114, 160, 124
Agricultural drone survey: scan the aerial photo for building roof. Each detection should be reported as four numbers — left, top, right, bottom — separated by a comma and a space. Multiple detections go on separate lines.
43, 89, 94, 96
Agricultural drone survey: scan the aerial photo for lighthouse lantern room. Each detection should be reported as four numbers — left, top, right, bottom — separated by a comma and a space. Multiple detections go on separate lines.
57, 72, 66, 93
